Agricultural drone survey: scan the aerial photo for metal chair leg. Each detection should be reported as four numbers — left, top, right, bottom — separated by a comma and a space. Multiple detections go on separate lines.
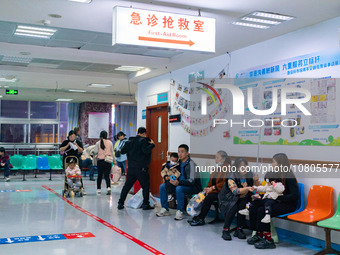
314, 228, 340, 255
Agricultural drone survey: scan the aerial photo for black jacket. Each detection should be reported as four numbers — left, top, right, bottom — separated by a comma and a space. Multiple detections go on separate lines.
178, 157, 202, 194
218, 171, 253, 219
121, 135, 155, 168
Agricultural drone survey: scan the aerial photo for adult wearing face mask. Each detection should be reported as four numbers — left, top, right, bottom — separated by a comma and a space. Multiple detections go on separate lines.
188, 150, 231, 226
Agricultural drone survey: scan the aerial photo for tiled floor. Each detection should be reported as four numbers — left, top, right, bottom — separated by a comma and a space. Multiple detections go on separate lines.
0, 174, 317, 255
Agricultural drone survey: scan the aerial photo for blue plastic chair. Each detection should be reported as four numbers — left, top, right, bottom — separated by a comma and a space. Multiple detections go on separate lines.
278, 183, 305, 217
37, 156, 52, 181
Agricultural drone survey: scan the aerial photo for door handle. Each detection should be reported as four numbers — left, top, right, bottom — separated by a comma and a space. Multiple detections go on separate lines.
161, 151, 164, 160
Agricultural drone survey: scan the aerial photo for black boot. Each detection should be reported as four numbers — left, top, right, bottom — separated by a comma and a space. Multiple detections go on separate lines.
255, 239, 276, 249
222, 230, 232, 241
234, 228, 246, 239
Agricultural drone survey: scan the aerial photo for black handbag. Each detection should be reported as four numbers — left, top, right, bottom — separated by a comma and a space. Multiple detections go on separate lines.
115, 150, 121, 158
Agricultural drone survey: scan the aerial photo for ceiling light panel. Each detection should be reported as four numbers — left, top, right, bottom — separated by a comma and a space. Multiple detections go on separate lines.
15, 25, 57, 39
114, 66, 144, 72
69, 89, 86, 93
232, 22, 269, 29
2, 56, 32, 64
241, 17, 281, 25
56, 98, 73, 102
233, 11, 294, 30
252, 12, 295, 21
88, 83, 112, 88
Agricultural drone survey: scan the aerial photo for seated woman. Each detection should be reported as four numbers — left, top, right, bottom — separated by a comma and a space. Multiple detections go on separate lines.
247, 153, 298, 249
219, 158, 258, 241
189, 150, 231, 226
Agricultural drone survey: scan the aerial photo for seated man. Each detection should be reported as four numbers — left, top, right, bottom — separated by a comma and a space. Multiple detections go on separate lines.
81, 145, 95, 181
0, 147, 10, 182
157, 144, 202, 220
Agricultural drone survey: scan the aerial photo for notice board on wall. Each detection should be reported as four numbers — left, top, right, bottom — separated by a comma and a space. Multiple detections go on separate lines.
88, 112, 109, 139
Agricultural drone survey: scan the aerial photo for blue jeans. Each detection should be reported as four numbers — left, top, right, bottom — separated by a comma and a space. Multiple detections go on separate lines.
159, 183, 193, 212
82, 158, 94, 179
117, 161, 126, 175
1, 161, 10, 178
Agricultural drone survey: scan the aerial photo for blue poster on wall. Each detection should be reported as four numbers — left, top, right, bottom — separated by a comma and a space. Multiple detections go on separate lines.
157, 93, 168, 104
142, 110, 146, 119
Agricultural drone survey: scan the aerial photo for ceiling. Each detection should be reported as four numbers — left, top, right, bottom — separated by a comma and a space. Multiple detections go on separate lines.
0, 0, 339, 103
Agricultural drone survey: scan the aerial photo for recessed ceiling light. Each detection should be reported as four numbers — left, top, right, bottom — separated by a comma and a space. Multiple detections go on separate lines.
15, 25, 57, 39
0, 95, 3, 98
119, 102, 135, 105
232, 22, 269, 29
69, 89, 86, 93
56, 98, 73, 102
4, 86, 9, 88
0, 77, 18, 82
2, 56, 31, 64
252, 11, 294, 21
88, 83, 112, 88
241, 17, 281, 25
67, 0, 92, 3
115, 66, 144, 72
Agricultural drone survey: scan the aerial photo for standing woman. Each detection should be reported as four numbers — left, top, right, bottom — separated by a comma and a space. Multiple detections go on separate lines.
94, 131, 114, 195
60, 130, 83, 167
247, 153, 298, 249
115, 132, 128, 176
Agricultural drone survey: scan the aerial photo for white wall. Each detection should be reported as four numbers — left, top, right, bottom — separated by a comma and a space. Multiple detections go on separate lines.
138, 16, 340, 244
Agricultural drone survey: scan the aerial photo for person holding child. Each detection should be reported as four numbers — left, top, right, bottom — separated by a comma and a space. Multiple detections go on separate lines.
65, 158, 82, 197
160, 152, 180, 205
157, 144, 202, 220
247, 153, 298, 249
238, 171, 285, 224
188, 150, 230, 226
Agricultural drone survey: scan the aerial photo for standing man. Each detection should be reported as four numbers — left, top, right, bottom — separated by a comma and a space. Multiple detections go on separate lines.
118, 127, 155, 210
0, 147, 10, 182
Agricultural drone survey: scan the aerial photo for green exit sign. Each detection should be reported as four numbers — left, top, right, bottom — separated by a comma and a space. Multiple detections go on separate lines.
6, 89, 18, 95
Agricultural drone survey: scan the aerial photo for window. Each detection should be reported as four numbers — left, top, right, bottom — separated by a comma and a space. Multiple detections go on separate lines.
59, 122, 68, 143
30, 124, 56, 143
1, 100, 28, 118
0, 100, 69, 144
59, 103, 68, 121
0, 124, 25, 143
31, 102, 57, 119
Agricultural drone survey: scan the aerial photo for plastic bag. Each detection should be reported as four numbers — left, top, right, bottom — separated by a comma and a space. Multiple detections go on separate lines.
127, 189, 144, 209
111, 165, 121, 184
126, 189, 157, 209
186, 192, 206, 216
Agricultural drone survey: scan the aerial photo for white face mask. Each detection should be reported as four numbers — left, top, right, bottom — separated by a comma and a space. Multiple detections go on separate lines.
170, 161, 177, 166
216, 162, 223, 166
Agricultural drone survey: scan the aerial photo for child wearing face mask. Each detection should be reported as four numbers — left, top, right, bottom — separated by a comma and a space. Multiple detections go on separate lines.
161, 153, 181, 202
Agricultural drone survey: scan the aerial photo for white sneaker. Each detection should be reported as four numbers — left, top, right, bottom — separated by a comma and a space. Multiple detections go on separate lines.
5, 177, 10, 182
156, 208, 170, 217
97, 189, 101, 195
106, 187, 111, 195
174, 210, 184, 221
238, 208, 249, 216
261, 214, 271, 223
